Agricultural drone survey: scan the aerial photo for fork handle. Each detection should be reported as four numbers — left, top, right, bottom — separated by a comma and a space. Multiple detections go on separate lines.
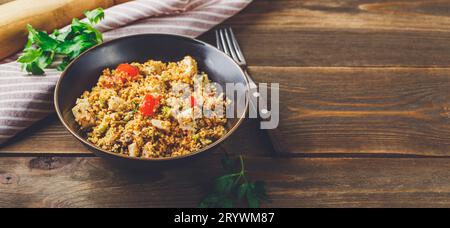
244, 69, 270, 119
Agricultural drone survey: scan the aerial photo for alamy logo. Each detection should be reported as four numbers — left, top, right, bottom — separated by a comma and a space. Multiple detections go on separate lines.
170, 80, 280, 130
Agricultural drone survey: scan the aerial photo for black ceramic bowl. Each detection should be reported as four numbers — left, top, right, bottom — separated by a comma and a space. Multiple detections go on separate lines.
55, 34, 249, 162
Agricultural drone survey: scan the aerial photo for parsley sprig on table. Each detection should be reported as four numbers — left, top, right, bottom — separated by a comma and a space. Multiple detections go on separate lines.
199, 154, 269, 208
18, 8, 105, 75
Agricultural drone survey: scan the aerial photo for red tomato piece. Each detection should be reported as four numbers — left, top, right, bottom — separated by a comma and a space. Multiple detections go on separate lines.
190, 96, 196, 108
140, 94, 161, 117
116, 64, 139, 78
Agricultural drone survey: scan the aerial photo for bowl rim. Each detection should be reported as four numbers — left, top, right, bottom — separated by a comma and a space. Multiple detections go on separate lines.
54, 33, 250, 162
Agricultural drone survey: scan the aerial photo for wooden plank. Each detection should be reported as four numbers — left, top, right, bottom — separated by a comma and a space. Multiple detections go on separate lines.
223, 27, 450, 67
0, 115, 89, 155
250, 66, 450, 156
208, 0, 450, 67
0, 115, 274, 156
2, 156, 450, 207
235, 0, 450, 31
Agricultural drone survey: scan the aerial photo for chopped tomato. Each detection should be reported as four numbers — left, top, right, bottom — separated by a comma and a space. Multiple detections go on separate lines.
140, 94, 161, 117
190, 95, 196, 108
116, 64, 139, 78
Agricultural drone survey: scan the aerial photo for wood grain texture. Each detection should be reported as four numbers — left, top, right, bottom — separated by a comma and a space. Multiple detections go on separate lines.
216, 0, 450, 67
250, 67, 450, 156
2, 0, 450, 208
1, 156, 450, 208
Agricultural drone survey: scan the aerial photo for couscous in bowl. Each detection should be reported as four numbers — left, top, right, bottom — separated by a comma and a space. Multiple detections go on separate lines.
73, 56, 229, 159
55, 34, 249, 162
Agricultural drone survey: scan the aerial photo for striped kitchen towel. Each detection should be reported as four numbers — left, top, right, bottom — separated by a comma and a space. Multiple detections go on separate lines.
0, 0, 252, 145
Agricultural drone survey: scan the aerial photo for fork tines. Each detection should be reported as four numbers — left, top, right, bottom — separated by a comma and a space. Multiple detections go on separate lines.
216, 27, 247, 67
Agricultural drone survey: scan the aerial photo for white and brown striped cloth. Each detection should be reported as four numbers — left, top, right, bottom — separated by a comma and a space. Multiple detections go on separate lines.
0, 0, 252, 145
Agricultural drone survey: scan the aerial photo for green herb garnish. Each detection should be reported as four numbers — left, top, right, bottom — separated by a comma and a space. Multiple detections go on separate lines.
131, 101, 140, 115
162, 106, 172, 118
18, 8, 105, 75
199, 154, 269, 208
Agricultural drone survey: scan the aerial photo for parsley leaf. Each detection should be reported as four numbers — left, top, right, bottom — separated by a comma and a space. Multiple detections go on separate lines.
84, 8, 105, 24
36, 51, 55, 69
70, 18, 103, 43
57, 33, 98, 59
29, 27, 60, 51
17, 48, 42, 63
57, 57, 71, 72
199, 155, 269, 208
215, 174, 239, 195
17, 8, 105, 75
25, 61, 45, 75
238, 182, 251, 199
240, 181, 268, 208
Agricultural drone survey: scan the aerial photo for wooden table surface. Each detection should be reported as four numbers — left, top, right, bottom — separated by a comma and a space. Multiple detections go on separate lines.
3, 0, 450, 208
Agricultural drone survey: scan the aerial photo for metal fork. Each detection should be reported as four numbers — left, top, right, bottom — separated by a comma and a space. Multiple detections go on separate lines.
216, 27, 262, 116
